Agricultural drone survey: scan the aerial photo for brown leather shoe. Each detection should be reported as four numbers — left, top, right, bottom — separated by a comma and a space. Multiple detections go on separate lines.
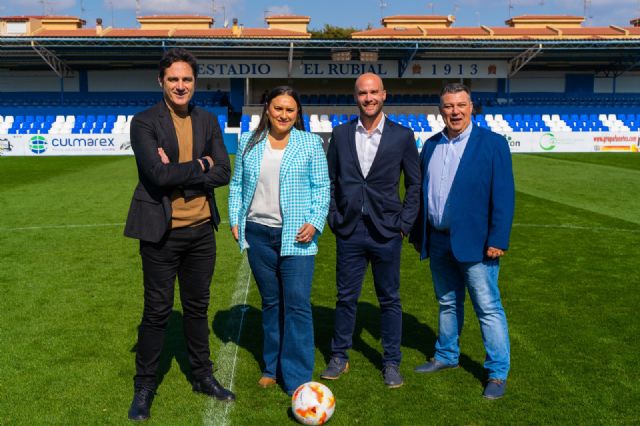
258, 376, 276, 388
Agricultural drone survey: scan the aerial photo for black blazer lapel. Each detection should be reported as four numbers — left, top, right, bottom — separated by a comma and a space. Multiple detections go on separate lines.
157, 102, 180, 161
367, 118, 394, 175
347, 121, 365, 178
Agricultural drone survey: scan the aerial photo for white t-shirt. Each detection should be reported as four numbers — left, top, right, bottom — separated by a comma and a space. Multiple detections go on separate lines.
246, 141, 285, 227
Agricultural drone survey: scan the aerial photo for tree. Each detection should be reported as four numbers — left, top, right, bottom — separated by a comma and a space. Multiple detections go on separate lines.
309, 24, 360, 39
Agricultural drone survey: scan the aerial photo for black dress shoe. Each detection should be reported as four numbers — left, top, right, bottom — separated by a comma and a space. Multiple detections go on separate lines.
192, 375, 236, 402
128, 387, 155, 421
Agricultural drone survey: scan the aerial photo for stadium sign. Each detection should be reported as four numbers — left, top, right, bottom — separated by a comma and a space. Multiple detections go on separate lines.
5, 131, 636, 156
409, 61, 507, 78
499, 132, 640, 153
2, 134, 131, 156
198, 60, 507, 78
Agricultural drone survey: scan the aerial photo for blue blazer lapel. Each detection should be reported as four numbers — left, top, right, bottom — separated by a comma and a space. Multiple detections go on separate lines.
280, 128, 303, 181
244, 136, 267, 203
450, 125, 480, 190
423, 133, 439, 171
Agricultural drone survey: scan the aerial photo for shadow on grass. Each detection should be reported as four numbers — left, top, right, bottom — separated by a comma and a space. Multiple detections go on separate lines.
130, 311, 193, 387
212, 304, 263, 370
212, 301, 485, 386
315, 301, 485, 383
314, 302, 438, 369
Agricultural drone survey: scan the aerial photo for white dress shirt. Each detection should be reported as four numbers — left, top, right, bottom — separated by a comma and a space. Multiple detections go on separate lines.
355, 115, 385, 178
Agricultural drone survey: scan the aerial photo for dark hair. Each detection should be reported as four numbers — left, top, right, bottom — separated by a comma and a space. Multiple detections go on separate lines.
244, 86, 305, 156
440, 82, 471, 103
158, 48, 198, 80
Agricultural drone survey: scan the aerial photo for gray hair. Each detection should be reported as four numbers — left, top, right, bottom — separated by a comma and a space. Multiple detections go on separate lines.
440, 83, 471, 101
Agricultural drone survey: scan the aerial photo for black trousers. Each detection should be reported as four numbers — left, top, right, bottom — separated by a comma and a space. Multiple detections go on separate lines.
134, 222, 216, 388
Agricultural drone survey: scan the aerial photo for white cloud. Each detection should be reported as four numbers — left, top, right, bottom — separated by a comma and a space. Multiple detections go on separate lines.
116, 0, 211, 14
3, 0, 76, 15
210, 0, 244, 27
461, 0, 640, 26
113, 0, 244, 27
265, 5, 294, 16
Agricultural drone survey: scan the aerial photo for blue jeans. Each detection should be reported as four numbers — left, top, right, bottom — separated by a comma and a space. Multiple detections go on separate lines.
429, 230, 510, 380
245, 221, 315, 393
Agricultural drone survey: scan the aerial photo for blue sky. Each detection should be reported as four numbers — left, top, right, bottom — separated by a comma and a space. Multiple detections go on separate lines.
1, 0, 639, 29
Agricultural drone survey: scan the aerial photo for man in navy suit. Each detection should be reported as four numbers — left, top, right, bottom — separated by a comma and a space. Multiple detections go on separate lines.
321, 73, 421, 388
411, 83, 515, 399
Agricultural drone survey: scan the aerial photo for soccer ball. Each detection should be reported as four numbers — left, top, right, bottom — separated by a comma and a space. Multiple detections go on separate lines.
291, 381, 335, 425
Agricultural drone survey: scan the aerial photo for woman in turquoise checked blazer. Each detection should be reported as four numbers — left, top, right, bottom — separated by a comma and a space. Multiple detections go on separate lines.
228, 86, 330, 395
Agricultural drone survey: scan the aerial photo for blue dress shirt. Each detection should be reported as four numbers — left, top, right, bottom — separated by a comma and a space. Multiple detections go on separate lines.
426, 123, 472, 231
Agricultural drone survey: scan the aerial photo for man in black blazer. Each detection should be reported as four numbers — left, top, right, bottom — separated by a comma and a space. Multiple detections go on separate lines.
124, 48, 233, 421
321, 73, 421, 388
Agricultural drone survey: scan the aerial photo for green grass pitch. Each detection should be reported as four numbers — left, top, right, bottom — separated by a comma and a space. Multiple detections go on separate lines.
0, 153, 638, 425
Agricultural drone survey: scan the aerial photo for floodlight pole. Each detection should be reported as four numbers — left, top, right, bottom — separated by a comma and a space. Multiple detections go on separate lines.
399, 43, 419, 78
288, 42, 295, 78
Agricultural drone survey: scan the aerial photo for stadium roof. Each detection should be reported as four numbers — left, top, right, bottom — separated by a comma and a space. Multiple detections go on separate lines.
1, 14, 639, 77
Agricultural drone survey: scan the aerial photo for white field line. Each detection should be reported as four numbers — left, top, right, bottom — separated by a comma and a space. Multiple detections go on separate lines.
0, 220, 229, 231
0, 222, 126, 231
203, 252, 252, 426
512, 222, 640, 233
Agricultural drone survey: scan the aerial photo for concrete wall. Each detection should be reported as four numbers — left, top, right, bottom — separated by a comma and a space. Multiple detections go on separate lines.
0, 70, 79, 92
509, 71, 565, 92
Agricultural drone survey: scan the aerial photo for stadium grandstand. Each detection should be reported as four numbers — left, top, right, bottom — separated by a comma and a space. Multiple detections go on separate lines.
1, 12, 639, 155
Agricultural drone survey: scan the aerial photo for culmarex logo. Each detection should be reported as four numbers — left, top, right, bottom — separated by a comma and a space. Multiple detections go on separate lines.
29, 135, 47, 154
539, 132, 556, 151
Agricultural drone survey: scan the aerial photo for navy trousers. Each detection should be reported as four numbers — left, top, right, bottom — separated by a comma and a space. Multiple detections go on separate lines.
330, 217, 403, 366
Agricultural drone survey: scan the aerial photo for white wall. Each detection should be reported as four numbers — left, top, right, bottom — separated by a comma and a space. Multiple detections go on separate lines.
594, 73, 640, 93
88, 70, 232, 92
611, 74, 640, 93
0, 70, 79, 92
594, 77, 613, 93
509, 71, 565, 92
88, 70, 158, 91
470, 79, 498, 92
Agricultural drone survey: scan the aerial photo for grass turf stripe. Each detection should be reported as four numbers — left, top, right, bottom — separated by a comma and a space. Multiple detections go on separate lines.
203, 252, 252, 426
1, 221, 636, 234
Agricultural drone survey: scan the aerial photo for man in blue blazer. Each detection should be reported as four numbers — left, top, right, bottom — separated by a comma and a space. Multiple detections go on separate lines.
410, 83, 515, 399
321, 73, 421, 388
